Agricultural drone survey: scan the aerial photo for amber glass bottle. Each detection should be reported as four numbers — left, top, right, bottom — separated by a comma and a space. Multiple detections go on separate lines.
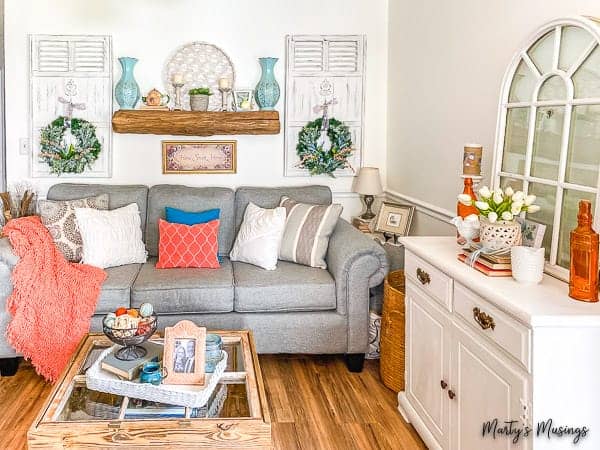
569, 200, 599, 302
457, 178, 479, 218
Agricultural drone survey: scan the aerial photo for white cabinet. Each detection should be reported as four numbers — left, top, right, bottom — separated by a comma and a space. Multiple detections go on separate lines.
398, 237, 600, 450
450, 320, 529, 450
405, 283, 451, 449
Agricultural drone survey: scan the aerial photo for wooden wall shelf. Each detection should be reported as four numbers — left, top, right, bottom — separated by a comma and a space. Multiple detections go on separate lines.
112, 110, 280, 136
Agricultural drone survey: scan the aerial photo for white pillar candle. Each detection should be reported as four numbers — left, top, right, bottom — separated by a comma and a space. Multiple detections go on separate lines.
218, 77, 232, 89
172, 73, 184, 84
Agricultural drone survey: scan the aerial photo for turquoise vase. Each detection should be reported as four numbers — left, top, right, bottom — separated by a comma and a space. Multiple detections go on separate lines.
254, 57, 280, 110
115, 57, 140, 109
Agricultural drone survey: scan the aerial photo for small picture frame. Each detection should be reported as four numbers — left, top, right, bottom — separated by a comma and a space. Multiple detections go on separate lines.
233, 89, 254, 111
163, 320, 206, 385
516, 217, 546, 248
374, 202, 415, 236
162, 140, 236, 174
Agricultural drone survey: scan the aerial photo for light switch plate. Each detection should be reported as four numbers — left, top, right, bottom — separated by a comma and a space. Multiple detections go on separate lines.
19, 138, 29, 155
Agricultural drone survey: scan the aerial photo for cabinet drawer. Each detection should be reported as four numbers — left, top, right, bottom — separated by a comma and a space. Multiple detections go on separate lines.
405, 251, 452, 311
454, 283, 531, 371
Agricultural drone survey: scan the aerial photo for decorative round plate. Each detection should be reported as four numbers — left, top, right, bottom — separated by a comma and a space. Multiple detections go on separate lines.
163, 42, 235, 112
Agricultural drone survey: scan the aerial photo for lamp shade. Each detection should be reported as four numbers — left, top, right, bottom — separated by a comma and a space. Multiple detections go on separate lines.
354, 167, 383, 195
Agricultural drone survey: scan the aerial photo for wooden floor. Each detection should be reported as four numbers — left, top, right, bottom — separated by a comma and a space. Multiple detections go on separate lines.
0, 355, 425, 450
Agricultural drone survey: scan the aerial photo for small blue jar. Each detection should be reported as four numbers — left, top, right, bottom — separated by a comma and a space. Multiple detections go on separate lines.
140, 361, 165, 385
205, 333, 223, 373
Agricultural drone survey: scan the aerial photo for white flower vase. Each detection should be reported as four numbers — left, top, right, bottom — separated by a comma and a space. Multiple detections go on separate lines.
510, 246, 545, 284
480, 217, 522, 250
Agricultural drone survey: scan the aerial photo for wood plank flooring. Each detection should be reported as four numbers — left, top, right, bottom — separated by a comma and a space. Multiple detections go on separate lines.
0, 355, 425, 450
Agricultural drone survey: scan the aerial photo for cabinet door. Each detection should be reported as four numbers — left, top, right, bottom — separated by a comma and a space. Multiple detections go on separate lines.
406, 282, 451, 448
450, 320, 530, 450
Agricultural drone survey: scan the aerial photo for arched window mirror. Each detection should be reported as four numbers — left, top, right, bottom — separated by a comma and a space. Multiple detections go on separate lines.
492, 17, 600, 280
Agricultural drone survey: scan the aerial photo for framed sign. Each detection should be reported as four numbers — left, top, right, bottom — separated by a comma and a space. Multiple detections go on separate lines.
374, 202, 415, 236
163, 320, 206, 385
162, 140, 236, 174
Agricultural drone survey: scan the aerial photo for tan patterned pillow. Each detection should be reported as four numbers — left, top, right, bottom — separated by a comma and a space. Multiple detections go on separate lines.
39, 194, 109, 262
279, 196, 342, 269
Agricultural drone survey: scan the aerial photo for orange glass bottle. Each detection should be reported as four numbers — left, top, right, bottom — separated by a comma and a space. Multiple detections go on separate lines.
456, 178, 479, 244
569, 200, 599, 302
457, 178, 479, 218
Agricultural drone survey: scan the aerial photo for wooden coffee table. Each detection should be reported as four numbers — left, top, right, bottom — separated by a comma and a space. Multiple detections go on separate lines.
28, 331, 272, 449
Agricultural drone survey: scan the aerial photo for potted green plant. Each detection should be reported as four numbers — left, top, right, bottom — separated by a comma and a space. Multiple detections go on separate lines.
188, 87, 212, 111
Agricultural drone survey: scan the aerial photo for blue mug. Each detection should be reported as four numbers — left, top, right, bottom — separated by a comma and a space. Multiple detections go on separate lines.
140, 361, 167, 385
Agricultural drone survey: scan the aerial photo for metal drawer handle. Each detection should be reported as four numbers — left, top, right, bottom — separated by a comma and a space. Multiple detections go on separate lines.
473, 307, 495, 331
448, 390, 456, 400
440, 380, 448, 390
416, 268, 431, 285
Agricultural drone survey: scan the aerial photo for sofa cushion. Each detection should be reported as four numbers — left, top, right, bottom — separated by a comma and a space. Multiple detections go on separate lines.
96, 263, 142, 314
132, 257, 234, 314
232, 261, 336, 312
146, 185, 235, 257
47, 183, 149, 233
234, 186, 332, 234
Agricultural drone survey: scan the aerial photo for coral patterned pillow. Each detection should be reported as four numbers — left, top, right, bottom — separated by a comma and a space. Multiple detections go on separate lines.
156, 218, 220, 269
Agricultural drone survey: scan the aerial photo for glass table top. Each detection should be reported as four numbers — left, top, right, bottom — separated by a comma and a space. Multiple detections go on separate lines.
53, 336, 251, 422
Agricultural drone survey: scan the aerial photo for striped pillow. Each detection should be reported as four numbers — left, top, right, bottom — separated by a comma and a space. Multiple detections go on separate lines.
279, 196, 343, 269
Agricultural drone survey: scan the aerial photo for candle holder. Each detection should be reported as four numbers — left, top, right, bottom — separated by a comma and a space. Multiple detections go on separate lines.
219, 86, 232, 111
172, 82, 185, 111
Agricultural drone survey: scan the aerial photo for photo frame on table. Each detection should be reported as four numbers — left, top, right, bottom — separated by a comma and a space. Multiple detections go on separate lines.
232, 89, 253, 111
516, 217, 546, 248
374, 202, 415, 236
163, 320, 206, 385
162, 140, 236, 174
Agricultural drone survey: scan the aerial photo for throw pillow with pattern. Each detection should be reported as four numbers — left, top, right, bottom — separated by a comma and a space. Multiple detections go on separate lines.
156, 218, 220, 269
39, 194, 109, 262
279, 196, 342, 269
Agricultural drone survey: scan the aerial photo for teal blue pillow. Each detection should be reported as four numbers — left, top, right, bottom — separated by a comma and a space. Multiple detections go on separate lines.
165, 207, 220, 225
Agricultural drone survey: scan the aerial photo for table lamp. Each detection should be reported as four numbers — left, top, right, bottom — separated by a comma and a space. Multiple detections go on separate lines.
354, 167, 383, 220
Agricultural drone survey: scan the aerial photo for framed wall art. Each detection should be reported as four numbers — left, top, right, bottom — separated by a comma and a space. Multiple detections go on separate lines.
375, 202, 415, 236
162, 320, 206, 385
162, 140, 236, 174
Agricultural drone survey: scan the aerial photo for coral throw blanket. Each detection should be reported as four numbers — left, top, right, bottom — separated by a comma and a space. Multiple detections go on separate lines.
4, 216, 106, 382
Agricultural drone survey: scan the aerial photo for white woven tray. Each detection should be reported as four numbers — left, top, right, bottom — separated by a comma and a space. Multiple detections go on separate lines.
86, 345, 228, 408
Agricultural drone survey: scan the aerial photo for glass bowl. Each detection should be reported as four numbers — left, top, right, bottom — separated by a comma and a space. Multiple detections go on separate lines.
103, 314, 157, 361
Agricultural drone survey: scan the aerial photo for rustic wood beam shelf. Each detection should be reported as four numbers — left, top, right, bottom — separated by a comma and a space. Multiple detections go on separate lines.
112, 110, 280, 136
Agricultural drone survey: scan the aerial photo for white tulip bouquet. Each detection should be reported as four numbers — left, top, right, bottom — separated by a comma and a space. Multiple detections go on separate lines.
457, 185, 541, 223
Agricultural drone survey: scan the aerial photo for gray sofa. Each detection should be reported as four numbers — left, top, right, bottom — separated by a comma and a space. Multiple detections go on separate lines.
0, 183, 388, 375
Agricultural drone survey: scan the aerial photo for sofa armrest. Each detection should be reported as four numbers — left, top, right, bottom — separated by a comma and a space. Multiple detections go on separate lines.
326, 219, 389, 353
0, 237, 18, 268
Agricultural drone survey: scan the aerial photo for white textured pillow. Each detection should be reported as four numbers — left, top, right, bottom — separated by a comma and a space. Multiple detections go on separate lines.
75, 203, 148, 269
230, 202, 286, 270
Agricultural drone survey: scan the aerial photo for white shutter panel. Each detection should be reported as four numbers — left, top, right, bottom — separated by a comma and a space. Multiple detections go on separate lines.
29, 35, 113, 178
73, 39, 107, 73
36, 39, 69, 72
293, 40, 324, 72
285, 35, 366, 177
327, 40, 359, 72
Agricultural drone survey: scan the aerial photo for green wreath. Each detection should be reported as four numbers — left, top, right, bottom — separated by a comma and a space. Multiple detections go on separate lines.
296, 117, 353, 177
39, 116, 102, 175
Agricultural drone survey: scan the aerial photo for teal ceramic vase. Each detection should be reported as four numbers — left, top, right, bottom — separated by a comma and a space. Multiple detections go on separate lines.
115, 57, 140, 109
254, 57, 280, 110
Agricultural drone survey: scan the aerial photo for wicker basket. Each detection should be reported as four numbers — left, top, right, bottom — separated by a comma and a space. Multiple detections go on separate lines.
380, 270, 405, 392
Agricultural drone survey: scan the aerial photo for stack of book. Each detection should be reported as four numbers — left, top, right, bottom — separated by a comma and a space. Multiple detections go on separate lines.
352, 217, 373, 233
100, 341, 163, 380
458, 246, 512, 277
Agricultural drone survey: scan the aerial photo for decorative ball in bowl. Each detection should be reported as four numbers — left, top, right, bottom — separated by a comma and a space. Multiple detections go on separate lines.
103, 303, 157, 361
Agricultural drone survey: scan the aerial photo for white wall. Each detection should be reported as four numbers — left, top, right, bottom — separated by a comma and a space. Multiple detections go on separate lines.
387, 0, 600, 235
4, 0, 389, 218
